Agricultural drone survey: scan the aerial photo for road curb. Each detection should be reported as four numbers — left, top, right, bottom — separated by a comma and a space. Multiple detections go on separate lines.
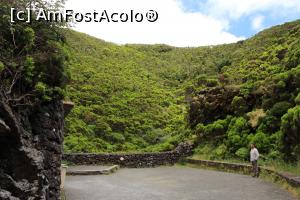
66, 165, 120, 176
185, 158, 300, 188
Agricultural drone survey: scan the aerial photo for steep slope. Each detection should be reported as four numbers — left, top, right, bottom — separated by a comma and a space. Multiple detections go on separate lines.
63, 31, 190, 153
64, 20, 300, 162
190, 20, 300, 162
63, 29, 240, 153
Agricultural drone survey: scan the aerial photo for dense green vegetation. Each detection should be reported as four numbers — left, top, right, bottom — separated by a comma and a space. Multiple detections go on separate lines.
63, 29, 245, 153
0, 0, 68, 108
64, 19, 300, 165
63, 32, 194, 153
191, 20, 300, 163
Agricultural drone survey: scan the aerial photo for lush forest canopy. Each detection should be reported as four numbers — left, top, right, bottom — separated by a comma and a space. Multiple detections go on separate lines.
64, 19, 300, 163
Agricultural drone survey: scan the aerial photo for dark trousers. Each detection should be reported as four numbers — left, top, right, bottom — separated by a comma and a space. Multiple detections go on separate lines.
251, 160, 259, 177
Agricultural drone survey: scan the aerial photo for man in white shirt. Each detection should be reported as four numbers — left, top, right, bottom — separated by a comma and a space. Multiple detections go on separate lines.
250, 144, 259, 177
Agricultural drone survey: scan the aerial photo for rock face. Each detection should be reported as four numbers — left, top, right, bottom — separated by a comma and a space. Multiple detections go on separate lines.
63, 142, 194, 168
189, 87, 239, 127
0, 101, 65, 200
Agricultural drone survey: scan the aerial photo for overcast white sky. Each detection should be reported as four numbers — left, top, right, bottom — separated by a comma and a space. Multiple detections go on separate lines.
65, 0, 300, 47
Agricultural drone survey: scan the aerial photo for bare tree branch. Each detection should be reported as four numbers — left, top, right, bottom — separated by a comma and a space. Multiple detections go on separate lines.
8, 93, 34, 103
12, 103, 33, 108
6, 71, 20, 95
10, 25, 17, 50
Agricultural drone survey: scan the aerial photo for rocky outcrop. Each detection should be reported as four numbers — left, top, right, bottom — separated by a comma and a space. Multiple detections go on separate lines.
0, 101, 65, 200
188, 86, 263, 127
189, 87, 239, 127
63, 142, 194, 168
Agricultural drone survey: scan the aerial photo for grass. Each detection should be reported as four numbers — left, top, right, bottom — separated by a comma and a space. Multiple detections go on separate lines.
61, 190, 66, 200
262, 160, 300, 176
191, 153, 300, 176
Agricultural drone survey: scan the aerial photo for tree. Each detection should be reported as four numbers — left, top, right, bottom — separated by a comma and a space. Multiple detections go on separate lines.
0, 0, 69, 108
0, 1, 69, 199
281, 106, 300, 161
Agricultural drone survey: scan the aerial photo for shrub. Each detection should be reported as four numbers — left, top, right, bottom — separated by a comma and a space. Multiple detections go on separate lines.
216, 58, 232, 72
109, 132, 126, 143
295, 93, 300, 105
212, 144, 227, 159
267, 150, 282, 161
24, 56, 35, 83
257, 115, 280, 134
195, 118, 229, 138
227, 117, 251, 152
94, 120, 112, 136
231, 96, 248, 115
251, 131, 270, 153
281, 106, 300, 161
269, 131, 283, 151
23, 27, 35, 51
35, 82, 47, 94
235, 147, 249, 160
195, 75, 218, 87
269, 101, 293, 118
144, 128, 164, 144
286, 40, 300, 68
247, 109, 266, 128
276, 80, 286, 89
193, 144, 215, 160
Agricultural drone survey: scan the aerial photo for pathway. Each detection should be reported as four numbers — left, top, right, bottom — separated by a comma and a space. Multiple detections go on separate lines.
65, 166, 297, 200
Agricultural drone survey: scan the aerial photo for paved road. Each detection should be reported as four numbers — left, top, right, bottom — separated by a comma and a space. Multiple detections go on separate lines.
65, 166, 297, 200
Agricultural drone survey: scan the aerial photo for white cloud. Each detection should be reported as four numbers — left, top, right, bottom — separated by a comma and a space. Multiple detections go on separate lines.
64, 0, 300, 47
251, 15, 265, 31
198, 0, 300, 20
64, 0, 244, 47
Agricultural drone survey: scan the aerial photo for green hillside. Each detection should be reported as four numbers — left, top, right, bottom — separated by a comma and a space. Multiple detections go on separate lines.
64, 20, 300, 163
63, 31, 192, 153
190, 20, 300, 162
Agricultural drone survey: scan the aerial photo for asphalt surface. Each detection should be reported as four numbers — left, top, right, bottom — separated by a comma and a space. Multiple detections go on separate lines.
65, 166, 297, 200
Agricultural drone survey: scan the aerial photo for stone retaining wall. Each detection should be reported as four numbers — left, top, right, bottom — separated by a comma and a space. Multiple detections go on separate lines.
63, 142, 193, 168
186, 158, 300, 188
0, 101, 66, 200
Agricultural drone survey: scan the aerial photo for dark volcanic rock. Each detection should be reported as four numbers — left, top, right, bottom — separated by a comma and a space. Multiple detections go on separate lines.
63, 142, 194, 168
189, 87, 239, 127
0, 101, 65, 200
0, 118, 10, 134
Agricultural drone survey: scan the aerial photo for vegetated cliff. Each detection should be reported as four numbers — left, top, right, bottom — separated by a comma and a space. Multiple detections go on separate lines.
0, 1, 68, 199
65, 19, 300, 163
190, 20, 300, 162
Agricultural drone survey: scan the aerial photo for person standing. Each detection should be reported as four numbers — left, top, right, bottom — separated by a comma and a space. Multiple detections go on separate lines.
250, 144, 259, 177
